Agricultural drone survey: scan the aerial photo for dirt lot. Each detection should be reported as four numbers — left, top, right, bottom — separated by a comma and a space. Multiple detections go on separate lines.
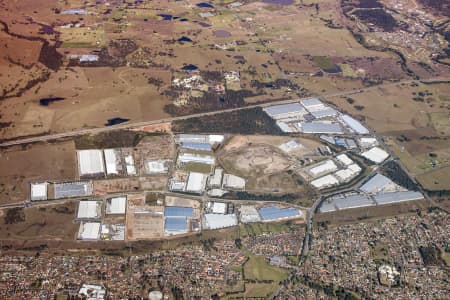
93, 176, 167, 195
126, 193, 165, 241
0, 141, 77, 204
218, 135, 322, 192
0, 202, 79, 241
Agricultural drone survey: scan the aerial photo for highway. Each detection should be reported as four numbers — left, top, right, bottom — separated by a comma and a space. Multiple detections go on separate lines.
2, 77, 449, 148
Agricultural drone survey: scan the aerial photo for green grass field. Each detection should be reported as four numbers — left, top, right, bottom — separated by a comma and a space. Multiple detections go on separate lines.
243, 254, 289, 282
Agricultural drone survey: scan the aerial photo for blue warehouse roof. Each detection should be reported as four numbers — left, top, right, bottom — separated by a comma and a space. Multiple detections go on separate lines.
165, 217, 188, 232
258, 206, 299, 221
165, 206, 194, 218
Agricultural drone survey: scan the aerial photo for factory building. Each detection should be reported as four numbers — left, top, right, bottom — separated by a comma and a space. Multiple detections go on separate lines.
124, 155, 136, 175
203, 213, 238, 229
146, 160, 170, 174
106, 196, 127, 215
334, 164, 361, 182
332, 193, 375, 210
340, 115, 369, 134
358, 137, 379, 148
185, 172, 208, 194
78, 222, 101, 240
308, 159, 338, 177
208, 168, 224, 188
30, 182, 48, 201
239, 205, 261, 223
164, 206, 194, 234
103, 149, 120, 176
311, 174, 340, 189
54, 181, 93, 199
374, 191, 424, 205
361, 147, 389, 164
359, 173, 401, 194
222, 174, 246, 190
258, 206, 301, 222
77, 150, 105, 177
301, 98, 326, 112
77, 200, 102, 219
178, 153, 215, 165
336, 154, 353, 166
310, 108, 338, 119
300, 122, 344, 134
263, 103, 307, 120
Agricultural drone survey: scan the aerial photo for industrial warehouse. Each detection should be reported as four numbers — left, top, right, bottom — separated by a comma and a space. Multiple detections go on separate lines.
319, 173, 425, 213
20, 95, 427, 244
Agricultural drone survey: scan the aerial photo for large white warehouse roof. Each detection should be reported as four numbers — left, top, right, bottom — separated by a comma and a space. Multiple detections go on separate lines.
361, 147, 389, 164
77, 201, 102, 219
77, 150, 105, 176
311, 174, 339, 189
186, 172, 208, 193
309, 160, 338, 177
204, 213, 237, 229
340, 115, 369, 134
78, 222, 101, 240
30, 182, 48, 201
106, 196, 127, 214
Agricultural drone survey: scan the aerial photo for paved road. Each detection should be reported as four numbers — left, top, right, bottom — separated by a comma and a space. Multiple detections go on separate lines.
2, 77, 448, 148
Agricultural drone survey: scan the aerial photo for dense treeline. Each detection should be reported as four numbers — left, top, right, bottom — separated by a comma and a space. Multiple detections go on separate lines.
172, 107, 283, 135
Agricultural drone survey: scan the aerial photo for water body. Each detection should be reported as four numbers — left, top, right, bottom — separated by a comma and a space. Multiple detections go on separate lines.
39, 97, 65, 106
213, 30, 231, 38
178, 36, 193, 43
182, 64, 198, 71
262, 0, 293, 5
197, 2, 214, 8
105, 117, 130, 126
158, 14, 173, 20
179, 18, 189, 22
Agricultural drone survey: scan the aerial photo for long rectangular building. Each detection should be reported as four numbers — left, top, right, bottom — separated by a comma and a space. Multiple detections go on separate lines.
374, 191, 424, 205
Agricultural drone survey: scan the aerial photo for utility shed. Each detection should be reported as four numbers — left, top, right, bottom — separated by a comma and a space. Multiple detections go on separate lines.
361, 147, 389, 164
77, 150, 105, 177
374, 191, 424, 205
106, 196, 127, 214
204, 214, 237, 229
77, 201, 102, 219
78, 222, 101, 240
30, 182, 48, 201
